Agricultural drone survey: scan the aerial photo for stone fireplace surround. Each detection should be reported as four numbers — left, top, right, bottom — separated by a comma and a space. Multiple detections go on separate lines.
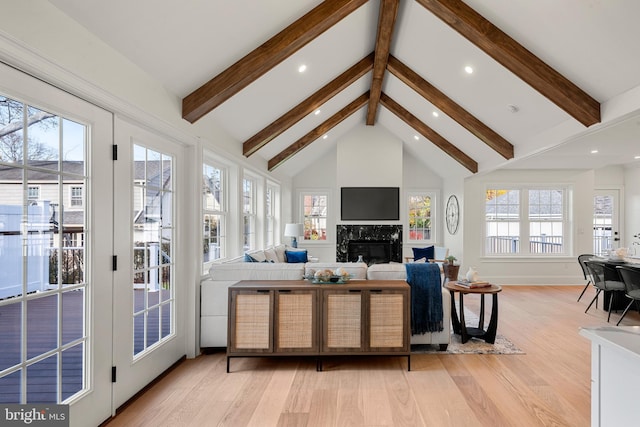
336, 225, 402, 264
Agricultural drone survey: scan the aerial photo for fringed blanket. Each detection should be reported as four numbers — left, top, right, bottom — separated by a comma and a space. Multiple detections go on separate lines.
405, 262, 443, 334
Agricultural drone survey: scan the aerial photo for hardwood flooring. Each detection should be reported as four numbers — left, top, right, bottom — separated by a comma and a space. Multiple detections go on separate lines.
104, 286, 640, 427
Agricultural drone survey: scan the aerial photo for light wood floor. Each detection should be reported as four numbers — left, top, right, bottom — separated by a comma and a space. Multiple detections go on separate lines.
104, 285, 640, 427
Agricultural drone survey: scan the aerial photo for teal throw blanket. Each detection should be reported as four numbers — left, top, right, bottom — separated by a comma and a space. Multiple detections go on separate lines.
405, 262, 443, 334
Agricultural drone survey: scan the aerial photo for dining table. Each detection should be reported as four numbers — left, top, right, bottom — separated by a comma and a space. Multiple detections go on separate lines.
589, 256, 640, 311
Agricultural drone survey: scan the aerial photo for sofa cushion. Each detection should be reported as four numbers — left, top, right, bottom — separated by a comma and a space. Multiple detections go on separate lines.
412, 246, 434, 262
209, 263, 305, 281
366, 263, 407, 280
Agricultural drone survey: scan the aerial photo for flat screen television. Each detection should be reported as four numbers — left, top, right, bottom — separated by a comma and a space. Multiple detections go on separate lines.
341, 187, 400, 221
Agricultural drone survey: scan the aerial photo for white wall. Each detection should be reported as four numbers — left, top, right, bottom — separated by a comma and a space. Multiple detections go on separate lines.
463, 169, 594, 285
625, 165, 640, 252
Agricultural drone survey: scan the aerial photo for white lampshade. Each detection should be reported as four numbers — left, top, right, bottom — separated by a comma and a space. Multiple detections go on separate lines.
284, 223, 304, 237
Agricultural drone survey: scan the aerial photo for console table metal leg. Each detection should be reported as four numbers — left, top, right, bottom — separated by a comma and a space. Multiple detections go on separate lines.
226, 356, 230, 373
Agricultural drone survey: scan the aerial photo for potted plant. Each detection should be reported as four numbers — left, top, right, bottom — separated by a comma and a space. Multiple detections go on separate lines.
443, 255, 460, 283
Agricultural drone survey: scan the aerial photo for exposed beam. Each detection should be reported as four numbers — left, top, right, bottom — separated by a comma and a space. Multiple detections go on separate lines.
366, 0, 400, 125
243, 53, 374, 157
416, 0, 600, 127
380, 93, 478, 173
268, 93, 369, 171
387, 55, 513, 159
182, 0, 369, 123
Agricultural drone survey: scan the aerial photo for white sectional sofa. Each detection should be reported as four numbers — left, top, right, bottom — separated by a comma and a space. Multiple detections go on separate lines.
200, 250, 451, 350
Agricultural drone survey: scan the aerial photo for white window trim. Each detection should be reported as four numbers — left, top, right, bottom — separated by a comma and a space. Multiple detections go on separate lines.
242, 173, 258, 251
265, 181, 280, 246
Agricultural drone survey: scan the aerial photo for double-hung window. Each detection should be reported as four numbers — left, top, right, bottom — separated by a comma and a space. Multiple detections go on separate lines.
301, 191, 327, 241
203, 162, 226, 267
407, 191, 436, 243
485, 187, 568, 255
242, 175, 256, 251
265, 183, 280, 247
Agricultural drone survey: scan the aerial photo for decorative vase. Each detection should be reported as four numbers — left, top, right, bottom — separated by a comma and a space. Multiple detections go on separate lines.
356, 255, 364, 263
466, 267, 478, 282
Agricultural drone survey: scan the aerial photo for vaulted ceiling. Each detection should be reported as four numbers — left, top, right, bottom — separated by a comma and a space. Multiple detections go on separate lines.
49, 0, 640, 178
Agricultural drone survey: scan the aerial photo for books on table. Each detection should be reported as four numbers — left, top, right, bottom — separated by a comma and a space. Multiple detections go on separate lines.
454, 280, 491, 289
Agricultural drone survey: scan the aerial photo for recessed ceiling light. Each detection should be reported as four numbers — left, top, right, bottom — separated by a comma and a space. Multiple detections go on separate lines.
414, 135, 420, 140
464, 66, 474, 74
635, 155, 640, 160
322, 134, 328, 139
298, 64, 307, 73
432, 111, 439, 118
314, 109, 321, 115
507, 104, 519, 113
591, 150, 599, 154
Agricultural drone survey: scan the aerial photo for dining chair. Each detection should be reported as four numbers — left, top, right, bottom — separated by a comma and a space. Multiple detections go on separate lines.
577, 254, 594, 302
615, 265, 640, 326
584, 261, 626, 322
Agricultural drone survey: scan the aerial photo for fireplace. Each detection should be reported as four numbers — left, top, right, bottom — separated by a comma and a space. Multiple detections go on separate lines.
347, 240, 392, 265
337, 225, 402, 264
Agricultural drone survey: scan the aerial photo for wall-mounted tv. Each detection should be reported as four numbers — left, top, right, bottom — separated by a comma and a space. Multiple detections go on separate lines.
341, 187, 400, 221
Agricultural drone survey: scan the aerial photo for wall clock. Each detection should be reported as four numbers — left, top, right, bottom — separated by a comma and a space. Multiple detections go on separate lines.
446, 195, 459, 235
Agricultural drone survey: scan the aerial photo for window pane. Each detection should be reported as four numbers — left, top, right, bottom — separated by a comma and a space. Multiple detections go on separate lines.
132, 144, 174, 358
303, 194, 327, 241
408, 195, 431, 240
528, 189, 564, 253
593, 195, 613, 256
485, 189, 520, 254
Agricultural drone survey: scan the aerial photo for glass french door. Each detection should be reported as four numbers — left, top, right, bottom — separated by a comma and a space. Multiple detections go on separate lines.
0, 62, 113, 425
111, 118, 185, 410
593, 189, 620, 256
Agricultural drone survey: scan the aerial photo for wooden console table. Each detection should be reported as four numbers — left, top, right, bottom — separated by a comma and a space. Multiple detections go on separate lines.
227, 280, 411, 372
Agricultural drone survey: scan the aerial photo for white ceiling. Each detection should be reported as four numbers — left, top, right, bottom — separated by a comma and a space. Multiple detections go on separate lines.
47, 0, 640, 177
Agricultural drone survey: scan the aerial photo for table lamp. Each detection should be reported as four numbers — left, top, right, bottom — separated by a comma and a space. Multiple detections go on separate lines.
284, 223, 304, 248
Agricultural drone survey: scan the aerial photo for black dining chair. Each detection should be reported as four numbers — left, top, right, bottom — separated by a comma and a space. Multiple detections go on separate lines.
577, 254, 594, 302
615, 266, 640, 326
584, 261, 626, 322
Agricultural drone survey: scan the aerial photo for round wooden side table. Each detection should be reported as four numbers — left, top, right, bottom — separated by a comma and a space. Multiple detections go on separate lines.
444, 282, 502, 344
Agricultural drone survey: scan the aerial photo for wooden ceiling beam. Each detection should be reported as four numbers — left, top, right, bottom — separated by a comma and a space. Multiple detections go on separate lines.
182, 0, 369, 123
366, 0, 400, 125
387, 55, 513, 159
416, 0, 600, 127
268, 92, 369, 171
243, 53, 374, 157
380, 93, 478, 173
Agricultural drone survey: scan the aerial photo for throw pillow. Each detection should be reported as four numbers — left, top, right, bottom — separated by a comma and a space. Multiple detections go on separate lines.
412, 246, 434, 262
244, 253, 258, 262
264, 247, 278, 262
274, 244, 287, 263
285, 249, 308, 263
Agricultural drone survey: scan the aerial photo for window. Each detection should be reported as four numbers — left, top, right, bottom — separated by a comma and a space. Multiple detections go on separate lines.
203, 162, 226, 266
242, 176, 256, 251
485, 187, 568, 255
265, 183, 279, 247
70, 186, 83, 207
301, 192, 327, 241
408, 191, 436, 242
28, 185, 40, 200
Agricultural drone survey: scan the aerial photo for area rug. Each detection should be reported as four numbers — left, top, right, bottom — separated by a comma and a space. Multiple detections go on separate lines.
411, 307, 525, 355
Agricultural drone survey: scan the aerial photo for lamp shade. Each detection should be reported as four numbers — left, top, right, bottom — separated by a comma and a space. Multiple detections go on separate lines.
284, 223, 304, 238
